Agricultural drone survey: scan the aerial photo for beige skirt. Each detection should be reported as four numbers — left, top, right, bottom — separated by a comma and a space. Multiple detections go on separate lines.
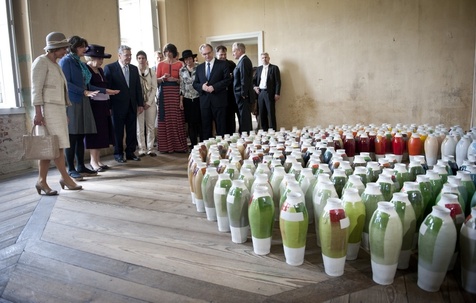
43, 103, 70, 148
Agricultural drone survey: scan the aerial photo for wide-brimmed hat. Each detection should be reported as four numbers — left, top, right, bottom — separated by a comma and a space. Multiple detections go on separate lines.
44, 32, 71, 51
179, 50, 197, 61
84, 44, 112, 58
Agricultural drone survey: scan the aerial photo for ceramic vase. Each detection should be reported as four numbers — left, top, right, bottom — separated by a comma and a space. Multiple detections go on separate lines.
193, 162, 207, 213
426, 170, 444, 214
456, 134, 471, 168
417, 206, 457, 292
457, 170, 476, 215
238, 167, 255, 192
298, 168, 317, 224
408, 160, 425, 181
376, 173, 395, 202
280, 192, 309, 266
361, 183, 385, 251
392, 132, 405, 163
249, 185, 275, 255
401, 181, 425, 225
416, 175, 433, 218
374, 132, 386, 160
408, 133, 423, 162
251, 173, 273, 201
331, 168, 348, 198
227, 180, 250, 243
342, 174, 366, 196
391, 192, 417, 269
319, 198, 350, 276
342, 188, 366, 260
353, 167, 368, 186
312, 180, 338, 247
460, 207, 476, 294
437, 193, 464, 271
369, 201, 403, 285
202, 167, 219, 221
213, 173, 233, 232
365, 161, 381, 183
394, 163, 410, 192
424, 133, 439, 168
270, 166, 286, 221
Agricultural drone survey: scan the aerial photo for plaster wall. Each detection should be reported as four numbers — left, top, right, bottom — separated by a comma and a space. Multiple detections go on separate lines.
187, 0, 476, 130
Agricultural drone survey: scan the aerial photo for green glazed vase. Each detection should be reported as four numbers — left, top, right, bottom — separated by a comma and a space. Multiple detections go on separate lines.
227, 180, 250, 243
249, 186, 275, 255
280, 191, 308, 266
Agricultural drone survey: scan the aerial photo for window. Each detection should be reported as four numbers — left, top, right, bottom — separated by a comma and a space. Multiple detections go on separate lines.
0, 0, 21, 109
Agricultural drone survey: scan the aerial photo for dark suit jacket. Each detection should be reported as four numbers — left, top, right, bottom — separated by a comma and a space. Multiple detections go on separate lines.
192, 59, 231, 108
104, 61, 144, 114
253, 64, 281, 98
233, 55, 254, 100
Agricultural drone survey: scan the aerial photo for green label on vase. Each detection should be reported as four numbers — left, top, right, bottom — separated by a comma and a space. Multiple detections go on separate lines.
249, 196, 275, 239
280, 204, 308, 248
419, 215, 443, 264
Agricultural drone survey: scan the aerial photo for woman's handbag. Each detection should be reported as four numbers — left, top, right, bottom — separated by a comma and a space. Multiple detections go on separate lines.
22, 125, 60, 160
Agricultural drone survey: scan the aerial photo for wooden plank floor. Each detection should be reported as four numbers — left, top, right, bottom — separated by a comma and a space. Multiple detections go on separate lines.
0, 153, 475, 303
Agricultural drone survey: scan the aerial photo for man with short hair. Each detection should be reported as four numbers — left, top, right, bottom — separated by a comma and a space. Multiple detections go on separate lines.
253, 52, 281, 131
104, 45, 144, 163
193, 44, 231, 139
232, 42, 253, 133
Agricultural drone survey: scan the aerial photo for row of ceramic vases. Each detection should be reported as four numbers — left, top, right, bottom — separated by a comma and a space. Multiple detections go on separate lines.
187, 143, 476, 294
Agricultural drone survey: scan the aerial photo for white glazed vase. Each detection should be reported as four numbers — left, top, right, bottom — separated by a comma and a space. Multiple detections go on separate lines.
369, 201, 403, 285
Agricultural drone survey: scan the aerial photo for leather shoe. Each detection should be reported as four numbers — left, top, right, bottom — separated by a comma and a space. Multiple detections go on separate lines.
115, 157, 126, 163
126, 154, 141, 161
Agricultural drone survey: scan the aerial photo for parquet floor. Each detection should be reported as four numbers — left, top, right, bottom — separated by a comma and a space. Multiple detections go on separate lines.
0, 153, 475, 303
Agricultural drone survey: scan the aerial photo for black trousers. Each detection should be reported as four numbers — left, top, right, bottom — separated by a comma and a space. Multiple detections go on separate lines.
258, 90, 277, 131
111, 104, 137, 157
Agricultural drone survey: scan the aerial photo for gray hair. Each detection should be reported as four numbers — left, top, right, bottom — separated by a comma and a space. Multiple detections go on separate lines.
118, 45, 131, 54
232, 42, 246, 53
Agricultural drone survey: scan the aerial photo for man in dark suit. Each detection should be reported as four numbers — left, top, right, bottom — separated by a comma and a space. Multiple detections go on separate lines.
216, 45, 239, 135
253, 52, 281, 131
104, 45, 144, 163
193, 43, 231, 140
232, 42, 253, 133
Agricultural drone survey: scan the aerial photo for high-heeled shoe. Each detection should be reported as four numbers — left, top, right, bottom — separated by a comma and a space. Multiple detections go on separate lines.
59, 179, 83, 190
35, 183, 58, 196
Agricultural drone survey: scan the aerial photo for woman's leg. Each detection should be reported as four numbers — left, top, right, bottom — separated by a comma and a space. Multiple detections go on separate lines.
38, 159, 52, 189
54, 149, 79, 187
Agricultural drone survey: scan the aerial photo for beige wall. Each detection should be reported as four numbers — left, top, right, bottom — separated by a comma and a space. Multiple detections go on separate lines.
12, 0, 476, 131
187, 0, 476, 130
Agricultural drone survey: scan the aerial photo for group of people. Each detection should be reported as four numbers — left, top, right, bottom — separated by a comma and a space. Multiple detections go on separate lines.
31, 32, 281, 195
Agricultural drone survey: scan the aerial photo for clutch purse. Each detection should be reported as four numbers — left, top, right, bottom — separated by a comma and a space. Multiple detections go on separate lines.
22, 125, 60, 160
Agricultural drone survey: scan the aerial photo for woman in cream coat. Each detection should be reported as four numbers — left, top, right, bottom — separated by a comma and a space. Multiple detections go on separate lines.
32, 32, 82, 195
136, 51, 158, 156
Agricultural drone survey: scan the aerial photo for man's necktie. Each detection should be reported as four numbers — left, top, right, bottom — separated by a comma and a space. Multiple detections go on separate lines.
124, 65, 130, 87
206, 62, 210, 81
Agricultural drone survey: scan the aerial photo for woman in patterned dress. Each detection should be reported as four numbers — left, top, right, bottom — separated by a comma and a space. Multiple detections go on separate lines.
156, 43, 188, 153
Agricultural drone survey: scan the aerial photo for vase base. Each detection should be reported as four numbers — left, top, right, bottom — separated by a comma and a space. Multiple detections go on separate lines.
371, 261, 398, 285
461, 267, 476, 294
346, 242, 361, 260
195, 198, 205, 212
417, 264, 446, 292
205, 207, 217, 221
217, 216, 230, 232
230, 226, 249, 243
283, 245, 305, 266
252, 236, 271, 255
397, 249, 412, 270
322, 254, 346, 276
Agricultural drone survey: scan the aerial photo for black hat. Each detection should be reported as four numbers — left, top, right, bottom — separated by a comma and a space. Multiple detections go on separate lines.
84, 44, 112, 58
179, 49, 197, 61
